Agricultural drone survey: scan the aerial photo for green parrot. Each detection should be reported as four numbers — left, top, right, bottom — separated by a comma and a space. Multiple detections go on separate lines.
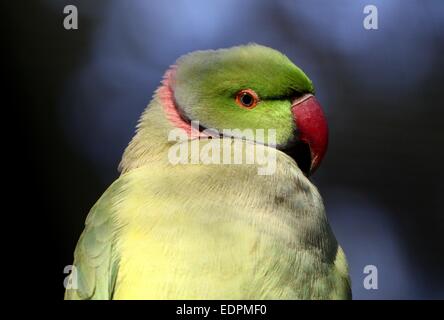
65, 44, 351, 300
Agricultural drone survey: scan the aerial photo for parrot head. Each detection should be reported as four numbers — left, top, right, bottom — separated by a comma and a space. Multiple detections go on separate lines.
160, 44, 328, 176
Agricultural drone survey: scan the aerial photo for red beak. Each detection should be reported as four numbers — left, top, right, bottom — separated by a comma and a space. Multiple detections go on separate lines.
291, 94, 329, 175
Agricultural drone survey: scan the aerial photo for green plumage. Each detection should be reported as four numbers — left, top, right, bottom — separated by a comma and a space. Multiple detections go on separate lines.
65, 44, 351, 300
174, 45, 314, 145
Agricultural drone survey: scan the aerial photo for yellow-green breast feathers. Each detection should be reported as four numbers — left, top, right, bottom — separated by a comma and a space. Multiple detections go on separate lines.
66, 140, 350, 299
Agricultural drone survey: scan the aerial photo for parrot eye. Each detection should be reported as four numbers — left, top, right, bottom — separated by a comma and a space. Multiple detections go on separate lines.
235, 89, 259, 109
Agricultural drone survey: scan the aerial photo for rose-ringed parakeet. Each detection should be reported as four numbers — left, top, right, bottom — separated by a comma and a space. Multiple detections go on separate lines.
65, 44, 351, 300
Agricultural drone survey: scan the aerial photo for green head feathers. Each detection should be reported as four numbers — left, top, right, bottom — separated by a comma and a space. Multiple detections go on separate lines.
172, 44, 314, 145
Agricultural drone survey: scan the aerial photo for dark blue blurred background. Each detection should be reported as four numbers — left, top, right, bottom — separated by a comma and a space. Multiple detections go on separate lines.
10, 0, 443, 299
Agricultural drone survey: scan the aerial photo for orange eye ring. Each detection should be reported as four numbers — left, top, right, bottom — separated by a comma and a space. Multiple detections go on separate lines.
235, 89, 259, 109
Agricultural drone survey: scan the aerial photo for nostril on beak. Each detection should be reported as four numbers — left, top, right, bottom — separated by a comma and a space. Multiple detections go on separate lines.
291, 94, 314, 108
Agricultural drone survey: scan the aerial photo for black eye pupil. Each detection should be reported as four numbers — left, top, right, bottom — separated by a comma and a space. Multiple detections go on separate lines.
241, 93, 253, 106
